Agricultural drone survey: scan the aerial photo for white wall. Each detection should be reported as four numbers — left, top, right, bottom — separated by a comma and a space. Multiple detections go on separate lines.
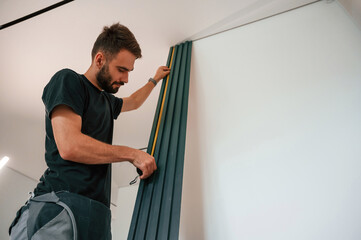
180, 1, 361, 240
0, 167, 37, 239
112, 184, 139, 240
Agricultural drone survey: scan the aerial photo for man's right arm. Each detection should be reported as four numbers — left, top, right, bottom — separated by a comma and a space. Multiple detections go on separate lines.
51, 104, 156, 179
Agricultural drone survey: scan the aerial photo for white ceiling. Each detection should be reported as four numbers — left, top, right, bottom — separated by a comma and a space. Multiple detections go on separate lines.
0, 0, 320, 202
0, 0, 60, 25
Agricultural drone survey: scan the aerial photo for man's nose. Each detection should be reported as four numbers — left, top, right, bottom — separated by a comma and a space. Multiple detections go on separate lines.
121, 72, 129, 83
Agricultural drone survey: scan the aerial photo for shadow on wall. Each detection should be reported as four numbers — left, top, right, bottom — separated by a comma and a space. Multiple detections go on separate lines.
179, 64, 205, 240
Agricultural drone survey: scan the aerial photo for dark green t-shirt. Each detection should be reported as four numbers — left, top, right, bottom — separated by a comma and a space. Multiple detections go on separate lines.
34, 69, 123, 207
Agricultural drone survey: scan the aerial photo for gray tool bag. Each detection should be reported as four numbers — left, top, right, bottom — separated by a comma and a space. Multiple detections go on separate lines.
9, 191, 111, 240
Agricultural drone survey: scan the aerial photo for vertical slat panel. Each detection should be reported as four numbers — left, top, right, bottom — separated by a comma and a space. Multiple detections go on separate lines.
157, 43, 188, 240
146, 44, 183, 240
143, 44, 179, 238
169, 42, 192, 239
128, 41, 192, 240
127, 48, 174, 240
133, 46, 177, 239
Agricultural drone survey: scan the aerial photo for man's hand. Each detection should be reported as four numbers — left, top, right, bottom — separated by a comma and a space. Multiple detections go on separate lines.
131, 150, 157, 179
122, 66, 171, 112
153, 66, 171, 82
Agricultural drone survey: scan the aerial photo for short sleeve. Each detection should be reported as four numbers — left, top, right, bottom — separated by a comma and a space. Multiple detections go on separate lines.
105, 93, 123, 120
42, 69, 86, 118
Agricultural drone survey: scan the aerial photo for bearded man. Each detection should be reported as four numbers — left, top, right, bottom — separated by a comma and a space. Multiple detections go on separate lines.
9, 23, 170, 240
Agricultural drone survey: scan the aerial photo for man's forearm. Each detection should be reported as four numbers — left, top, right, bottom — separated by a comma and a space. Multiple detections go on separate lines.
52, 105, 139, 165
59, 131, 136, 164
58, 129, 157, 179
122, 66, 170, 112
128, 81, 156, 110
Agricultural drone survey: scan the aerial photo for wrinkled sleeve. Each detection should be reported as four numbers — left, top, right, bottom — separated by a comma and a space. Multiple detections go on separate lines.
106, 93, 123, 120
42, 69, 86, 118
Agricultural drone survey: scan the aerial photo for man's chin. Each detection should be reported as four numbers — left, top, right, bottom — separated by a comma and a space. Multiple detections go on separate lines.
103, 87, 119, 94
111, 84, 123, 92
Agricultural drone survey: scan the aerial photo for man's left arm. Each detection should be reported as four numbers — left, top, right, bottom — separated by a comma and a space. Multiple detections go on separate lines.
122, 66, 170, 112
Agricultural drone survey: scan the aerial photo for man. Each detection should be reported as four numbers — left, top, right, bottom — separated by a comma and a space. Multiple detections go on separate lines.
9, 23, 170, 239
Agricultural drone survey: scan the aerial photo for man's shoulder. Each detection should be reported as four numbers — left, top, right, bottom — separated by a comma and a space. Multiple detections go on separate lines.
43, 68, 85, 96
47, 68, 83, 87
42, 68, 88, 115
53, 68, 80, 80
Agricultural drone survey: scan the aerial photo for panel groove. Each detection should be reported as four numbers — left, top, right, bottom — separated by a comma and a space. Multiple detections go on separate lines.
128, 41, 192, 240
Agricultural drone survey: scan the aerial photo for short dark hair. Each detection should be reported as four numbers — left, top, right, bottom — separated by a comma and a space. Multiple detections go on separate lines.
91, 23, 142, 61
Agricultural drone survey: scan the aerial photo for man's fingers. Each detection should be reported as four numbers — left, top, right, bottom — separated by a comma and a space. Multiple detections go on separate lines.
153, 160, 157, 171
139, 167, 154, 179
160, 66, 170, 70
153, 66, 171, 82
136, 154, 157, 180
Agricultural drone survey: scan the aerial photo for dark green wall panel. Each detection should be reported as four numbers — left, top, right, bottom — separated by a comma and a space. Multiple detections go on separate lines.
128, 41, 192, 240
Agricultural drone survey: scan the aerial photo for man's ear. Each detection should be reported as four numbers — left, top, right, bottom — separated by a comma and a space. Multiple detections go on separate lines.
94, 52, 105, 69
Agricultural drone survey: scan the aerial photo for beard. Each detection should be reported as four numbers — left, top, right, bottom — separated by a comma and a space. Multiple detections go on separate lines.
96, 64, 121, 93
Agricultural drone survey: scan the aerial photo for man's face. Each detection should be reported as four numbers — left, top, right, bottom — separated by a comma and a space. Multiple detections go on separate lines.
96, 49, 136, 93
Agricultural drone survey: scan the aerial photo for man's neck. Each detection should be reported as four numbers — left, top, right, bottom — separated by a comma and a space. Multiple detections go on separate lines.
84, 67, 102, 91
